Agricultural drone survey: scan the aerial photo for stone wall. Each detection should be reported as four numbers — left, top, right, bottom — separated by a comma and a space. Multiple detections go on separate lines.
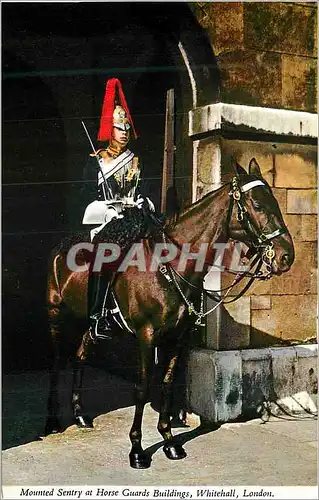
219, 139, 317, 347
189, 2, 317, 348
188, 344, 317, 421
189, 2, 317, 112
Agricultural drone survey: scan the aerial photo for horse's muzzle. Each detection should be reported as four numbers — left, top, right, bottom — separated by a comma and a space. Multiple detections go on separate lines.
272, 250, 294, 275
279, 253, 293, 271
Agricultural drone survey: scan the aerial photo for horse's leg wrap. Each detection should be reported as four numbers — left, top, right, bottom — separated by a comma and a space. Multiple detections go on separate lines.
129, 335, 153, 469
72, 356, 93, 428
158, 353, 187, 461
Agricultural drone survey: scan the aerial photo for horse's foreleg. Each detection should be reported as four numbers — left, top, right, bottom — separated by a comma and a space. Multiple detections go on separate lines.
72, 331, 94, 428
157, 351, 187, 460
129, 328, 153, 469
45, 310, 63, 435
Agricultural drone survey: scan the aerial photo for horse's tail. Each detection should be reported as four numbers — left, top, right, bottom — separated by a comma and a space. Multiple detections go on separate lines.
45, 251, 65, 434
47, 251, 63, 312
46, 250, 67, 364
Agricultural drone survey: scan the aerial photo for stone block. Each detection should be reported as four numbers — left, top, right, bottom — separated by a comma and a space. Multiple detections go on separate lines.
244, 242, 316, 297
270, 344, 318, 414
310, 268, 318, 294
275, 152, 317, 188
282, 55, 317, 112
191, 105, 318, 140
219, 50, 282, 108
241, 348, 272, 416
269, 241, 317, 295
251, 296, 271, 310
269, 272, 311, 296
293, 240, 317, 267
197, 137, 222, 189
187, 348, 216, 420
187, 344, 317, 422
252, 295, 317, 342
270, 346, 297, 399
223, 297, 250, 326
301, 215, 317, 241
205, 290, 251, 351
221, 139, 275, 186
283, 214, 303, 242
233, 272, 272, 297
272, 188, 287, 214
213, 350, 243, 422
293, 344, 318, 395
192, 2, 244, 56
218, 302, 251, 351
187, 349, 242, 422
245, 3, 317, 57
287, 189, 317, 214
272, 391, 317, 416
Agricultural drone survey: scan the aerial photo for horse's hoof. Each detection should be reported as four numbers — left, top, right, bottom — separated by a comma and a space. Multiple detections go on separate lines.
75, 415, 93, 428
129, 452, 151, 469
45, 417, 63, 435
163, 443, 187, 460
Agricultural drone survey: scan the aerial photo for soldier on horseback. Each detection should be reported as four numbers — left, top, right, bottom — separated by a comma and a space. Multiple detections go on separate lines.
82, 78, 154, 340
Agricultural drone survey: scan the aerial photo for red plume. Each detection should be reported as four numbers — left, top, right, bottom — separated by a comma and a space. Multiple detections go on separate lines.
97, 78, 137, 141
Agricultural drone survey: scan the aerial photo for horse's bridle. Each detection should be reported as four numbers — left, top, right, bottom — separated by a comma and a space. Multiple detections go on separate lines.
228, 176, 286, 274
156, 176, 287, 325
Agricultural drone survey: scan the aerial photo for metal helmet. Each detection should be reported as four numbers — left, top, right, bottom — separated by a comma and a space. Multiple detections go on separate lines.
97, 78, 137, 142
113, 105, 131, 132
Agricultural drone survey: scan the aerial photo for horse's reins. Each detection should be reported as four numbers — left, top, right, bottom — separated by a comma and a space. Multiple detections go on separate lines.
156, 176, 286, 326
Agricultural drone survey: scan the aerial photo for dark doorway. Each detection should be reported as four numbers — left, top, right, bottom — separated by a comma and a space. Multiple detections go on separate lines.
2, 2, 220, 373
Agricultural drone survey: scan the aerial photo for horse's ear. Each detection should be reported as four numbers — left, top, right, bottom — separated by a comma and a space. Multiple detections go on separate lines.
230, 156, 247, 176
249, 158, 262, 177
235, 162, 247, 177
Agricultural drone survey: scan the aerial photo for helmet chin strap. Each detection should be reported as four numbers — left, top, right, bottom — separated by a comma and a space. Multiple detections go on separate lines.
107, 137, 129, 156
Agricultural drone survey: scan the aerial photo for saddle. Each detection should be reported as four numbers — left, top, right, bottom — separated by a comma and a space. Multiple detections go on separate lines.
91, 204, 166, 340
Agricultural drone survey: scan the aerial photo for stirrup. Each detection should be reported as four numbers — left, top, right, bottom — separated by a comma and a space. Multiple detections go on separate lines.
88, 314, 113, 341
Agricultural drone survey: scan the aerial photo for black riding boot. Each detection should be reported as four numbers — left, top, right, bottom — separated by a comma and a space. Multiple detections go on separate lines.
87, 269, 114, 340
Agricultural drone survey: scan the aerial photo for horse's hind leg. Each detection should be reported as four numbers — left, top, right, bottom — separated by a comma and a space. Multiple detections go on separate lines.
72, 331, 94, 428
157, 350, 187, 460
45, 309, 63, 435
129, 327, 153, 469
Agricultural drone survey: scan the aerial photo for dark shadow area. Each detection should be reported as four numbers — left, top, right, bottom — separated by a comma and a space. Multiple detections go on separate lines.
2, 51, 68, 373
2, 366, 135, 450
143, 421, 221, 461
2, 324, 200, 450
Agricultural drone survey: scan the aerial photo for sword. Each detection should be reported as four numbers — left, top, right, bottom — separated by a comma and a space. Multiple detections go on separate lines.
81, 120, 113, 200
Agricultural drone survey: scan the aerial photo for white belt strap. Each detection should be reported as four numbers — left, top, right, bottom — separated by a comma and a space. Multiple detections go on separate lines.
98, 150, 134, 185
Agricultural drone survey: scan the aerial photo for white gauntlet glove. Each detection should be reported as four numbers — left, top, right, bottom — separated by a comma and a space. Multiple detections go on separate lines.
136, 194, 155, 212
146, 197, 155, 212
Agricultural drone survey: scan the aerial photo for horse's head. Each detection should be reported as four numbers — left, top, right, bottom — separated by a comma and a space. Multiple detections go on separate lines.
228, 158, 294, 275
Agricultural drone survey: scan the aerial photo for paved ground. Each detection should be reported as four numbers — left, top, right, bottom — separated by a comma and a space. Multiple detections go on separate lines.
2, 368, 318, 487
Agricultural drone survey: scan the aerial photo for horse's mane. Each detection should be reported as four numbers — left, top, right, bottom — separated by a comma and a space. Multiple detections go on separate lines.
164, 173, 268, 232
54, 207, 149, 256
164, 182, 228, 231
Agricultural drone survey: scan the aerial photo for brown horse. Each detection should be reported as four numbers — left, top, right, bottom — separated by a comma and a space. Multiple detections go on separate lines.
45, 158, 294, 468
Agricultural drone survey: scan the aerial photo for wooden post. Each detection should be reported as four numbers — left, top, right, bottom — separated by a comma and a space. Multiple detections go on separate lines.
161, 89, 175, 214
